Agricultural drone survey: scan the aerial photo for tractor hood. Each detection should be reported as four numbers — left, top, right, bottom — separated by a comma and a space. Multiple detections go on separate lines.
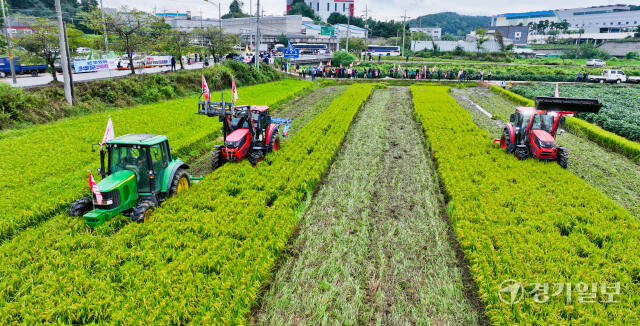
531, 129, 555, 143
98, 170, 136, 192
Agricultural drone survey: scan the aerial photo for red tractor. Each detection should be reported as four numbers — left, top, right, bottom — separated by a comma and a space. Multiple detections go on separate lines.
498, 96, 602, 168
198, 96, 290, 168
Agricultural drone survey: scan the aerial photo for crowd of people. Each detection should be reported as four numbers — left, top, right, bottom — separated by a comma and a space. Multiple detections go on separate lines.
282, 62, 499, 83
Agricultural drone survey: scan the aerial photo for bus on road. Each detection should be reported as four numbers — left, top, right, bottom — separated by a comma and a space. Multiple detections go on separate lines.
366, 45, 401, 56
292, 43, 328, 54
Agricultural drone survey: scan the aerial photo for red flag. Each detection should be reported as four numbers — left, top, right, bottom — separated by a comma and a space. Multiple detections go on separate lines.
202, 74, 210, 101
232, 76, 238, 104
89, 172, 102, 205
101, 117, 114, 145
554, 83, 560, 97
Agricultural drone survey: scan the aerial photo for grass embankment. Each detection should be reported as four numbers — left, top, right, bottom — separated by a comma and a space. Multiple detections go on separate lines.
0, 84, 375, 324
0, 80, 312, 242
452, 87, 640, 219
0, 61, 282, 130
254, 86, 483, 325
412, 85, 640, 325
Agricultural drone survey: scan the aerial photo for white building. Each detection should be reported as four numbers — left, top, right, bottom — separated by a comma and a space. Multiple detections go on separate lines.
333, 24, 366, 38
493, 5, 640, 34
408, 27, 442, 39
556, 5, 640, 33
287, 0, 354, 21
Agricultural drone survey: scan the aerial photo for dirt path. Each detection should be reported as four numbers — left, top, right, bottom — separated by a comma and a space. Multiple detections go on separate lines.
253, 86, 483, 325
451, 87, 640, 219
189, 86, 348, 176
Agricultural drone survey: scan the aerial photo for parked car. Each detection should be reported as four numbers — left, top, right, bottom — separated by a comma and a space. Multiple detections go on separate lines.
586, 69, 640, 84
586, 59, 606, 67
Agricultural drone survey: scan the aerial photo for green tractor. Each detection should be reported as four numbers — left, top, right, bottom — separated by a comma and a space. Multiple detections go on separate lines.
69, 134, 194, 226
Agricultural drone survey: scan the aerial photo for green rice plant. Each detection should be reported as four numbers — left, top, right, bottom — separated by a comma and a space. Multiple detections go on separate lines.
411, 85, 640, 325
0, 80, 312, 242
0, 84, 375, 324
491, 85, 640, 163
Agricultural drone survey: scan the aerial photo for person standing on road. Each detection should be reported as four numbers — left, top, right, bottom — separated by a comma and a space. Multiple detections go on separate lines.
501, 80, 507, 89
170, 56, 176, 72
481, 69, 485, 81
378, 55, 381, 63
488, 71, 492, 81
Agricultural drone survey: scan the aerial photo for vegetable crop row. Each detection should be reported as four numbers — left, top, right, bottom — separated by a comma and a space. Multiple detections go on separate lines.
489, 85, 640, 163
411, 85, 640, 325
0, 80, 312, 242
0, 84, 376, 324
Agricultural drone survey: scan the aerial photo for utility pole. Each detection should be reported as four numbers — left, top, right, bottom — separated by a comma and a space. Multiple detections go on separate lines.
55, 0, 73, 104
255, 0, 260, 69
99, 0, 109, 52
1, 0, 16, 84
346, 11, 351, 52
401, 10, 408, 57
63, 21, 74, 100
363, 5, 369, 46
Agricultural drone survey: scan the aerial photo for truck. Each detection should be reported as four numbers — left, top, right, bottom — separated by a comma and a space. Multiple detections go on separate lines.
0, 56, 48, 78
588, 69, 640, 84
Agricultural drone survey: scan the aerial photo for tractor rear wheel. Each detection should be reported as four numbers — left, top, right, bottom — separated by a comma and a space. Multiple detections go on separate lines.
131, 200, 156, 223
515, 146, 529, 160
169, 168, 190, 197
211, 148, 225, 170
249, 151, 263, 166
69, 196, 92, 216
557, 147, 568, 169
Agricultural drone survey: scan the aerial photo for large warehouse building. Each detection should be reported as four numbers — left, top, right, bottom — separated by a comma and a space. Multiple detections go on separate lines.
493, 5, 640, 33
287, 0, 354, 21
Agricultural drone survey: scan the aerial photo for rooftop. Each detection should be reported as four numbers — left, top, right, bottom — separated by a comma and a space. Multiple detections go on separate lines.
108, 134, 168, 146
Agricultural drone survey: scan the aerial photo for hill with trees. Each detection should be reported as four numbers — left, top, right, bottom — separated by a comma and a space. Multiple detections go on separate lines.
408, 12, 491, 36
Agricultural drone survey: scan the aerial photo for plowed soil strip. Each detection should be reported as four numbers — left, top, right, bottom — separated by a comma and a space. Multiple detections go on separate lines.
451, 87, 640, 219
253, 87, 482, 325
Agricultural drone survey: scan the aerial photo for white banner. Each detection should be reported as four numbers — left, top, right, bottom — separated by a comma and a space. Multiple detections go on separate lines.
145, 56, 172, 67
73, 59, 110, 73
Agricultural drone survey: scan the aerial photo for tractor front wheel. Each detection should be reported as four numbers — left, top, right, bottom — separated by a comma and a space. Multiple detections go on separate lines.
502, 129, 515, 154
557, 147, 568, 169
69, 196, 92, 216
515, 146, 529, 160
131, 200, 156, 223
249, 151, 263, 166
169, 168, 190, 197
211, 148, 225, 171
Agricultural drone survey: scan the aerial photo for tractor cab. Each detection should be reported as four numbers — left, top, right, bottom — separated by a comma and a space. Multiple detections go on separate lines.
69, 134, 192, 226
500, 97, 602, 169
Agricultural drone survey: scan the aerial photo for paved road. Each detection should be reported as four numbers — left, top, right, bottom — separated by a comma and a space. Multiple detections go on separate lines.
0, 62, 207, 88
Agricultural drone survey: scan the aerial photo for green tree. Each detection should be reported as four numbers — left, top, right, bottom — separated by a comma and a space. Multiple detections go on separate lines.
276, 33, 289, 46
410, 31, 429, 41
494, 30, 505, 51
339, 37, 365, 54
222, 0, 250, 19
331, 50, 356, 66
196, 26, 240, 63
287, 0, 319, 21
475, 28, 488, 52
82, 6, 159, 74
158, 29, 194, 69
14, 19, 80, 81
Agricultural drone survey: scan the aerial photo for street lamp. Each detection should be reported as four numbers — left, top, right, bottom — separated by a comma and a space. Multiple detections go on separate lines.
203, 0, 223, 63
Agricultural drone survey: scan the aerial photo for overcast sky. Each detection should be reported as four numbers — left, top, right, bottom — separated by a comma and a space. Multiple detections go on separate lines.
102, 0, 640, 21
